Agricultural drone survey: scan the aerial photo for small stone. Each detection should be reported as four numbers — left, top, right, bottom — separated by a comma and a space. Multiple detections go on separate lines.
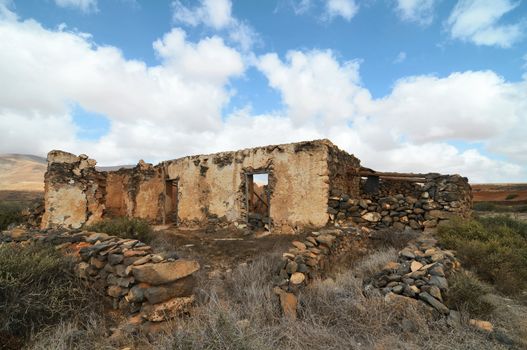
383, 261, 401, 271
108, 254, 124, 265
290, 272, 305, 285
90, 257, 106, 269
107, 285, 125, 298
279, 292, 297, 320
123, 250, 147, 258
469, 319, 494, 333
392, 285, 404, 294
315, 234, 336, 247
291, 241, 306, 251
400, 248, 415, 259
429, 275, 448, 291
429, 285, 442, 301
410, 260, 424, 272
419, 292, 449, 315
286, 261, 298, 274
133, 255, 151, 266
361, 212, 382, 222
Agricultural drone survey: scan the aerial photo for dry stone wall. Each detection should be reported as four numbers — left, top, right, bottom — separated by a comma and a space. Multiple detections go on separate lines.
0, 229, 199, 324
328, 174, 472, 230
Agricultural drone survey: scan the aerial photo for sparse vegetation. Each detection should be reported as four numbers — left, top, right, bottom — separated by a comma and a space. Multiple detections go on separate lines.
473, 201, 527, 213
87, 217, 153, 242
446, 270, 494, 317
0, 202, 24, 230
438, 216, 527, 299
505, 194, 518, 200
26, 251, 513, 350
0, 243, 100, 349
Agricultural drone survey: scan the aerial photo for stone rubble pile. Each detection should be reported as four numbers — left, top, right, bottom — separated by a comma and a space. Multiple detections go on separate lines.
273, 227, 359, 319
365, 235, 459, 315
0, 229, 199, 324
327, 175, 472, 231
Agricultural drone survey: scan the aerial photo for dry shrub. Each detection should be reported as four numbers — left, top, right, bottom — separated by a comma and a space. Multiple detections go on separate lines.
438, 216, 527, 299
87, 217, 153, 243
369, 227, 420, 249
0, 243, 101, 349
353, 247, 397, 278
27, 247, 512, 350
446, 270, 494, 318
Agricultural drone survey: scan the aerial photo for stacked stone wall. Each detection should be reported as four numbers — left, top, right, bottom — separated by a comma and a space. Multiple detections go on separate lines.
328, 174, 472, 230
0, 229, 199, 324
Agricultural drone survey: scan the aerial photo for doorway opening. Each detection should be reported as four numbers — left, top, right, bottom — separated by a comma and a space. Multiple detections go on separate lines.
246, 172, 270, 232
165, 179, 178, 225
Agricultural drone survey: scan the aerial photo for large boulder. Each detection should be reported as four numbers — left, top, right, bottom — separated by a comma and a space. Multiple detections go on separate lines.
144, 275, 196, 304
132, 260, 200, 285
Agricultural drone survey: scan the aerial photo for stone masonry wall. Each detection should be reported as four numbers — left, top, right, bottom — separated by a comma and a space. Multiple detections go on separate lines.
327, 145, 361, 202
0, 229, 200, 324
41, 151, 106, 229
328, 174, 472, 230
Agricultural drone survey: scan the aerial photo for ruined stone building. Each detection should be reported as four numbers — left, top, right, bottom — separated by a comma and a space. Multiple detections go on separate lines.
42, 139, 472, 233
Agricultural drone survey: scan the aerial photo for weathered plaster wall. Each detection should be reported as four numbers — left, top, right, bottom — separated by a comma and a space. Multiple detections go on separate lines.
42, 150, 106, 229
164, 140, 332, 232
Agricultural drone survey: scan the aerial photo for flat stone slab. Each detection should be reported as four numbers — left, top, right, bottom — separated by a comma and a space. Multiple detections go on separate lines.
132, 260, 200, 285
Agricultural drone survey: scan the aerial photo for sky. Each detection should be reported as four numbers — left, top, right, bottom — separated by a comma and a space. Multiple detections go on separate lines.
0, 0, 526, 183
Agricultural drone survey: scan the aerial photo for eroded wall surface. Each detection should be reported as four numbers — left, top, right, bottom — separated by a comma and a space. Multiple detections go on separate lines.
164, 140, 332, 232
327, 144, 361, 198
41, 150, 105, 229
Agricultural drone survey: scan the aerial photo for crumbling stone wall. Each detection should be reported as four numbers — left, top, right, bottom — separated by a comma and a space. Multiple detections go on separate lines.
0, 229, 199, 324
41, 151, 106, 229
329, 174, 472, 230
327, 145, 361, 200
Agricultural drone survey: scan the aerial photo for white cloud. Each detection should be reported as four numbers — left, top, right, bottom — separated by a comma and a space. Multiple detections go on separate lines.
393, 51, 407, 63
172, 0, 258, 51
446, 0, 525, 48
0, 4, 526, 182
290, 0, 313, 15
255, 50, 527, 182
395, 0, 436, 26
54, 0, 98, 13
324, 0, 359, 21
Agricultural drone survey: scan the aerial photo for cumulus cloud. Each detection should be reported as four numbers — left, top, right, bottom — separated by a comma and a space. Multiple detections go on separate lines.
54, 0, 98, 13
0, 4, 526, 182
395, 0, 436, 26
255, 49, 527, 182
172, 0, 258, 51
324, 0, 359, 21
446, 0, 525, 48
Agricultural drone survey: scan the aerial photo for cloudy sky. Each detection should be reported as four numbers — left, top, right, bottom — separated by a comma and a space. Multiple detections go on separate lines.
0, 0, 526, 182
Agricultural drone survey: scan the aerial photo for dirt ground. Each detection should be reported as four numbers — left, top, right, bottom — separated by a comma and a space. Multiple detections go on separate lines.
149, 225, 306, 274
472, 183, 527, 204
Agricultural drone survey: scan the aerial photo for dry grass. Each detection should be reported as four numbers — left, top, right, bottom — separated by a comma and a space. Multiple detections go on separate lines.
26, 248, 514, 350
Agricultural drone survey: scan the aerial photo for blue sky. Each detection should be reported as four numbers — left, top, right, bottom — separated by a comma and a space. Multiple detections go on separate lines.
0, 0, 526, 182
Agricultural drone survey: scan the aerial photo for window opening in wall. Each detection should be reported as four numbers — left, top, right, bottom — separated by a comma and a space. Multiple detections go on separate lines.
246, 172, 270, 232
165, 179, 178, 225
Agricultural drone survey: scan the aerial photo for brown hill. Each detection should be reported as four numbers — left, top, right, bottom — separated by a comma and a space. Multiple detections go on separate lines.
0, 154, 46, 192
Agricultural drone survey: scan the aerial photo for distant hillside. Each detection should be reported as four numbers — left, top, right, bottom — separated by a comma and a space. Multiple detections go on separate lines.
0, 154, 46, 191
472, 183, 527, 204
